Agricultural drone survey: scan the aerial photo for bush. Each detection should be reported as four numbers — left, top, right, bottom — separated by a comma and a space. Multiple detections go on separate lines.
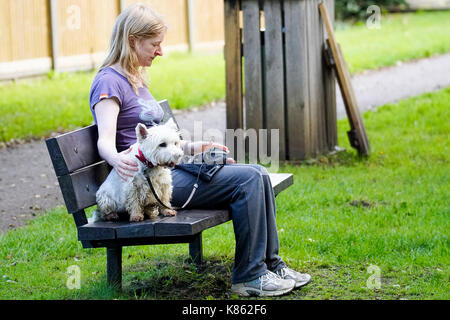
335, 0, 409, 20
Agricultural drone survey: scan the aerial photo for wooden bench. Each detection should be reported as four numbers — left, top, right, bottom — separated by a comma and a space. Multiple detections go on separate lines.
45, 100, 293, 290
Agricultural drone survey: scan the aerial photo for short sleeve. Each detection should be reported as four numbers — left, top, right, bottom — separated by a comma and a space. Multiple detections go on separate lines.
89, 73, 123, 112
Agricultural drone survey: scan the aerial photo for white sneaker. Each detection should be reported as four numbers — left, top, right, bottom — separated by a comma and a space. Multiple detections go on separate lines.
230, 271, 296, 297
275, 267, 311, 288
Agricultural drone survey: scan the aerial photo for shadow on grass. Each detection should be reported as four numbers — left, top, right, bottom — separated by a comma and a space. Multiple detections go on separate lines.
123, 258, 234, 300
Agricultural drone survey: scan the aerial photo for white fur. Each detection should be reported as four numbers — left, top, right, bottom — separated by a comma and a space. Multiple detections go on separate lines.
92, 119, 183, 223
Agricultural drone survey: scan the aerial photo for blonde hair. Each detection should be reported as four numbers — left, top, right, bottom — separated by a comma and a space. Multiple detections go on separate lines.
100, 3, 168, 94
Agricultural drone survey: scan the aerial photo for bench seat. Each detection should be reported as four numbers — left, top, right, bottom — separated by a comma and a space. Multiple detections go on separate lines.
78, 173, 292, 244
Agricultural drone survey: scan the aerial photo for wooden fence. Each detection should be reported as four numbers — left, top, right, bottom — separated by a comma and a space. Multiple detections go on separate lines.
0, 0, 225, 80
224, 0, 337, 161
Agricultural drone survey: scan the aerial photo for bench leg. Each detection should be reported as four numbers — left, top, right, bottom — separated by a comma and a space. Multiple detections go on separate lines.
189, 233, 203, 266
107, 246, 122, 290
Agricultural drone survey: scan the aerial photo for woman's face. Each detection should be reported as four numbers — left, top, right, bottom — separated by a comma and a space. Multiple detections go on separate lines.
133, 32, 165, 67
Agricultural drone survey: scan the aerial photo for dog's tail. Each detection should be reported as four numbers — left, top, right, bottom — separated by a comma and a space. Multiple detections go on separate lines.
88, 210, 103, 224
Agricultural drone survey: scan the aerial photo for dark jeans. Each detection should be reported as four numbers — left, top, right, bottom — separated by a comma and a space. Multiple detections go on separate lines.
171, 164, 286, 284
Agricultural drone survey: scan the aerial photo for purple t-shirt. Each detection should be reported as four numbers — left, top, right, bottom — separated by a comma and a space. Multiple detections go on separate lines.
89, 67, 164, 152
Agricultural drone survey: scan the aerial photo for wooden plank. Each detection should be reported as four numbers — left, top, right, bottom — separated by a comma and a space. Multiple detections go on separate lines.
319, 3, 370, 155
242, 0, 263, 134
306, 0, 321, 158
263, 0, 286, 160
77, 220, 117, 241
159, 99, 179, 129
155, 209, 230, 236
270, 173, 293, 196
224, 0, 243, 130
320, 0, 338, 151
284, 0, 309, 160
46, 125, 100, 176
315, 0, 328, 154
58, 161, 111, 213
321, 0, 338, 151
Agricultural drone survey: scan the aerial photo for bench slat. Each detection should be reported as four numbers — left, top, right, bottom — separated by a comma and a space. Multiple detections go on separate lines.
78, 209, 230, 241
58, 161, 110, 213
46, 125, 100, 176
154, 209, 230, 237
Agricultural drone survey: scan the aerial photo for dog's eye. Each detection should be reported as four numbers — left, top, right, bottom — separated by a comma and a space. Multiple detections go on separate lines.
159, 142, 167, 148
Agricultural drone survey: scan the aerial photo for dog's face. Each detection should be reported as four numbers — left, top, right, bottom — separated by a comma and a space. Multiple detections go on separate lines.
135, 118, 183, 167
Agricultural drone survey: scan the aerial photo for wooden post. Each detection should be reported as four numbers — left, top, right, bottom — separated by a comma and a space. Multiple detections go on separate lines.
242, 0, 263, 133
107, 246, 122, 290
119, 0, 127, 12
189, 233, 203, 265
187, 0, 196, 52
263, 0, 286, 160
322, 0, 338, 151
49, 0, 59, 71
284, 0, 310, 160
224, 0, 243, 131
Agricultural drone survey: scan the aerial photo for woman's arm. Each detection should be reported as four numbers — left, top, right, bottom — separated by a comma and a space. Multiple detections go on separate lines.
94, 98, 138, 181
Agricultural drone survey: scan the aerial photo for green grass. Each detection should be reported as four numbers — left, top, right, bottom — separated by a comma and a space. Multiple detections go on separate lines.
1, 87, 448, 300
336, 10, 450, 73
0, 11, 450, 144
0, 52, 225, 143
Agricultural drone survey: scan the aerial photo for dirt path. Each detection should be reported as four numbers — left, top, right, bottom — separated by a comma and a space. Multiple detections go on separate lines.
1, 53, 449, 233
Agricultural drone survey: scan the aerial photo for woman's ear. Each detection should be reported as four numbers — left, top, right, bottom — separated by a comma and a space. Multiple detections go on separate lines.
128, 34, 136, 49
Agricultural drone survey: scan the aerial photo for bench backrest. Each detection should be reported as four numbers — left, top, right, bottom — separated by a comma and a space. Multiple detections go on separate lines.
46, 100, 177, 224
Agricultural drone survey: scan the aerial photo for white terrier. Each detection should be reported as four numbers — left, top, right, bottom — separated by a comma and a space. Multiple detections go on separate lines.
93, 119, 184, 222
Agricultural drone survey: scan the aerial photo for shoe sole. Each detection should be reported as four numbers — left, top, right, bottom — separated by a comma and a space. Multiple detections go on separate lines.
231, 284, 295, 297
294, 276, 312, 289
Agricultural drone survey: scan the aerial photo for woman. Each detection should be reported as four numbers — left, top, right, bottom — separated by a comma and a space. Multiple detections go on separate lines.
89, 3, 310, 297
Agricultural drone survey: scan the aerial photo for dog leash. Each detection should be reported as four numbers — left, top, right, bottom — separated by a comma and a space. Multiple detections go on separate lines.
144, 163, 204, 211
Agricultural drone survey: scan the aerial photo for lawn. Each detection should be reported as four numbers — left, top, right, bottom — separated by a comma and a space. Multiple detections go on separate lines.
0, 11, 450, 144
0, 87, 448, 300
336, 10, 450, 73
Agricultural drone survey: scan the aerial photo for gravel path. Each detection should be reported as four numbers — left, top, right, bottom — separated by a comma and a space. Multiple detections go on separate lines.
1, 53, 449, 233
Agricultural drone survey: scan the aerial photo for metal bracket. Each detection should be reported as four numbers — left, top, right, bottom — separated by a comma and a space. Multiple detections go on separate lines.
323, 43, 335, 69
347, 129, 360, 149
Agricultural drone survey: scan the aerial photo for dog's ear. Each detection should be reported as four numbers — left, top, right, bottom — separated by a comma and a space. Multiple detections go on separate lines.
136, 123, 148, 142
164, 118, 178, 131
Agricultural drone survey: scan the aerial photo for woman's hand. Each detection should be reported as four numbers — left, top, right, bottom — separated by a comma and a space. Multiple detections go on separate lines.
110, 147, 139, 181
201, 141, 236, 164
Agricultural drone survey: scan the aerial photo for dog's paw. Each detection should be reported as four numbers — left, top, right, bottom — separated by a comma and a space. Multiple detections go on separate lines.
144, 206, 159, 219
104, 212, 119, 221
161, 208, 177, 217
129, 214, 144, 222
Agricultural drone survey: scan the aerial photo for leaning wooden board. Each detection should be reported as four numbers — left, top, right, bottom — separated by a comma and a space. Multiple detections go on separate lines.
319, 2, 370, 156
